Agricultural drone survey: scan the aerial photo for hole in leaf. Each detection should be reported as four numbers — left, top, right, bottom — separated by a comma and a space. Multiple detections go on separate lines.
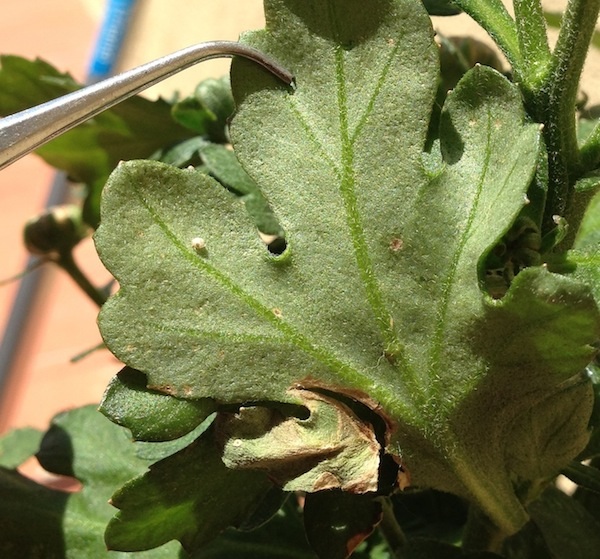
292, 385, 404, 494
266, 236, 288, 255
480, 214, 542, 299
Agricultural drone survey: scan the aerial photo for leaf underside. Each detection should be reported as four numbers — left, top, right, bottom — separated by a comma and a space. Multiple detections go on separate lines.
96, 0, 600, 540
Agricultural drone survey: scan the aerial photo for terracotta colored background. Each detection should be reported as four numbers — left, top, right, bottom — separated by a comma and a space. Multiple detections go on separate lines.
0, 1, 598, 434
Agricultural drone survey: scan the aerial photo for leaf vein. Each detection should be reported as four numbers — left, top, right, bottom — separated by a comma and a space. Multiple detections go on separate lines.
131, 178, 374, 391
428, 110, 494, 374
351, 42, 401, 144
288, 100, 342, 179
333, 43, 405, 365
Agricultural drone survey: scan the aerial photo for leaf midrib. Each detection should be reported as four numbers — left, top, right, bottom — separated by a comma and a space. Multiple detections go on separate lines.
130, 177, 410, 411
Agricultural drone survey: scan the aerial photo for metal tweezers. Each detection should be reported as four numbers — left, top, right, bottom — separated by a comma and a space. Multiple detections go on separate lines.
0, 41, 294, 171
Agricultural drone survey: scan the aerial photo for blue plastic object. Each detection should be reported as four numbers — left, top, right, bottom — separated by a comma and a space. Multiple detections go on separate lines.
87, 0, 138, 82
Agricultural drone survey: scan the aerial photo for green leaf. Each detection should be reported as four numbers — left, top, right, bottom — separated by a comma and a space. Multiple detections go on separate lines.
528, 487, 600, 559
105, 426, 273, 553
0, 405, 181, 557
198, 142, 284, 236
96, 0, 598, 538
99, 366, 216, 441
503, 373, 593, 481
0, 427, 43, 469
575, 188, 600, 252
171, 76, 234, 143
548, 189, 600, 307
190, 498, 317, 559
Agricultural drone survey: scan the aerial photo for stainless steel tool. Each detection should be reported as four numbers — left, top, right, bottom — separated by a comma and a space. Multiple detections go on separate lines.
0, 41, 293, 171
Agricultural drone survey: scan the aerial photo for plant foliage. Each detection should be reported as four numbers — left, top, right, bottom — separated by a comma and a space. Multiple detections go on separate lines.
1, 0, 599, 557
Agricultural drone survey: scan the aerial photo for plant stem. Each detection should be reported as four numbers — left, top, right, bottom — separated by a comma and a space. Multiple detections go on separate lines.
540, 0, 600, 234
56, 251, 108, 307
453, 0, 523, 79
461, 505, 506, 553
378, 497, 407, 559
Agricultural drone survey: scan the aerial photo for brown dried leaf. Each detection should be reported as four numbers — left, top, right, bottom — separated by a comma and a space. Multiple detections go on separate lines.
216, 389, 380, 493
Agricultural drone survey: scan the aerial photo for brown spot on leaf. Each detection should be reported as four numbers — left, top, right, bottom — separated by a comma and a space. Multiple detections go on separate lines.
293, 377, 398, 446
149, 384, 174, 395
272, 307, 283, 319
389, 237, 404, 252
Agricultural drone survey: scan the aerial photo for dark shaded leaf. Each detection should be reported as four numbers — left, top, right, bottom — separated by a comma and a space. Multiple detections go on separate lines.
0, 406, 181, 557
304, 490, 382, 559
423, 0, 461, 15
190, 498, 317, 559
528, 487, 600, 559
105, 426, 273, 553
562, 461, 600, 496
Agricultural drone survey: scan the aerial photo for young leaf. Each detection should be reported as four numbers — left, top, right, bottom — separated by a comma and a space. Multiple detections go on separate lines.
99, 366, 216, 442
96, 0, 598, 538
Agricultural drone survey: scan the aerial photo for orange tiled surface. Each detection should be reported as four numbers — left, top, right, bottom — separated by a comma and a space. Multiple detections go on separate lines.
0, 1, 118, 433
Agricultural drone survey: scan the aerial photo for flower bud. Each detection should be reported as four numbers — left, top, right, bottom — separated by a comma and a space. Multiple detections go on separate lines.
23, 205, 88, 257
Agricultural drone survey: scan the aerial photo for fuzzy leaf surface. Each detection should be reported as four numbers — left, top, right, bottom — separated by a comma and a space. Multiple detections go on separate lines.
96, 0, 599, 535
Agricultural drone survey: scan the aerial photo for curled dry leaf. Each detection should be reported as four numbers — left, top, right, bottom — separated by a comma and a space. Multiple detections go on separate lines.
215, 389, 382, 493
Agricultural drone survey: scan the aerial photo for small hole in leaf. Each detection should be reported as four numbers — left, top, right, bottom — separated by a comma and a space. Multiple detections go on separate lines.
267, 236, 287, 256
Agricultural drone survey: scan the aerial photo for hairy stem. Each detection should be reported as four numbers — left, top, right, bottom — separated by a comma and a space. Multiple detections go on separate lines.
452, 0, 523, 79
513, 0, 552, 91
540, 0, 600, 234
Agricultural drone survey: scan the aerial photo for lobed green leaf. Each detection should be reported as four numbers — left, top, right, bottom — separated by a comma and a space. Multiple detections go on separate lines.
96, 0, 599, 539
